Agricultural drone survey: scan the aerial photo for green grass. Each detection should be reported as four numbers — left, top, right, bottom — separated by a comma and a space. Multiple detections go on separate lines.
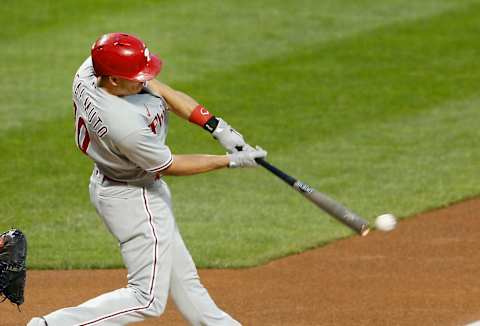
1, 0, 480, 269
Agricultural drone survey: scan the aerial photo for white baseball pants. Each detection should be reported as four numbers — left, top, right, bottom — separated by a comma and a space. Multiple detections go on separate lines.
40, 170, 240, 326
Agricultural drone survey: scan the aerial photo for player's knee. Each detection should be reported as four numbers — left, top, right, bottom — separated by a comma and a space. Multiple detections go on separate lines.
26, 317, 48, 326
149, 297, 166, 317
129, 288, 166, 318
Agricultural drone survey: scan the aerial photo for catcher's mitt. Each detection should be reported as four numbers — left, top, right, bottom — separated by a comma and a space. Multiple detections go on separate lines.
0, 229, 27, 307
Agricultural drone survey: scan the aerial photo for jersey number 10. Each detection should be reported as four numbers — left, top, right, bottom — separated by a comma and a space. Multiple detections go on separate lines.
76, 117, 90, 154
74, 102, 90, 154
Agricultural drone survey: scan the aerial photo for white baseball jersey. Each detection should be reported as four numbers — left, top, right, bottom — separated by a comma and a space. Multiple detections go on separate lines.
72, 57, 172, 184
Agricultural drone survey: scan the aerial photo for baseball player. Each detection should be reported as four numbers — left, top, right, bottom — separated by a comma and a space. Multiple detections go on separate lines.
28, 33, 266, 326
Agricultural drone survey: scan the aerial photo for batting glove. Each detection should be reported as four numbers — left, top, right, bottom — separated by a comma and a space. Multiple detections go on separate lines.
228, 146, 267, 168
212, 118, 247, 153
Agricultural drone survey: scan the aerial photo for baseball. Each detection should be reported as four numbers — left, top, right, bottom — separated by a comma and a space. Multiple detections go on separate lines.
375, 213, 397, 231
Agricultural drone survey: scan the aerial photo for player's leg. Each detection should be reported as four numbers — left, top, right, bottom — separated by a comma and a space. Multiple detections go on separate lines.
169, 224, 241, 326
26, 317, 48, 326
37, 173, 175, 325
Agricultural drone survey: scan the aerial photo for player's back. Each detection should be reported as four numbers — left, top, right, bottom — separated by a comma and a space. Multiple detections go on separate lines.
72, 57, 171, 184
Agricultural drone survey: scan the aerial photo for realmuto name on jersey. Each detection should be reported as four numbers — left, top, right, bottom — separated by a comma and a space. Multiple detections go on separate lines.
84, 97, 108, 137
74, 80, 108, 138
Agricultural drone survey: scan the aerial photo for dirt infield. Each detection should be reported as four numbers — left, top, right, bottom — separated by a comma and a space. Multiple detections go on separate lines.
2, 198, 480, 325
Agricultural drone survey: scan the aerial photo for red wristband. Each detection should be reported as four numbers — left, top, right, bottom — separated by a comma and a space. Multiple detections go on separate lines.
189, 105, 213, 126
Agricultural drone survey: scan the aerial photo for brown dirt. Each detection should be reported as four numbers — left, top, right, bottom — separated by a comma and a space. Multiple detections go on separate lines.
2, 198, 480, 326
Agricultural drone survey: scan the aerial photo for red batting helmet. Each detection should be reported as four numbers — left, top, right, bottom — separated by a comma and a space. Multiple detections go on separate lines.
91, 33, 162, 82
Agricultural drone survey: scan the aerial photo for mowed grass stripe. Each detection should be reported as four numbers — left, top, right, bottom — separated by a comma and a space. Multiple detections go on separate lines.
0, 0, 471, 132
1, 2, 479, 268
173, 1, 480, 139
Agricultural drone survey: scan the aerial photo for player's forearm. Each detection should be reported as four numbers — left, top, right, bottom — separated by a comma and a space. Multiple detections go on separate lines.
147, 79, 197, 120
147, 79, 249, 153
162, 154, 229, 176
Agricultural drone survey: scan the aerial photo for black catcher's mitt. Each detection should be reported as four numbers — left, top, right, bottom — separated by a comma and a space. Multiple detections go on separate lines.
0, 229, 27, 307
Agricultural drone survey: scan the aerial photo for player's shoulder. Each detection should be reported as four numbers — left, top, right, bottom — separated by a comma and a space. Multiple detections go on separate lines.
99, 91, 165, 142
74, 57, 95, 83
123, 90, 167, 110
97, 95, 146, 138
72, 57, 97, 98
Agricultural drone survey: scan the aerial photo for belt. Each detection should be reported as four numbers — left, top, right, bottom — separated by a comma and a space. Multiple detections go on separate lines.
94, 168, 158, 186
102, 174, 128, 185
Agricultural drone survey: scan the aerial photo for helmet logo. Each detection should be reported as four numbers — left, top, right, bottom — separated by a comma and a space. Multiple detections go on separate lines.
144, 48, 151, 62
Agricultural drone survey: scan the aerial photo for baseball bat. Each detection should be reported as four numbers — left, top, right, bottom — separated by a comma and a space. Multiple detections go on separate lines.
255, 158, 370, 236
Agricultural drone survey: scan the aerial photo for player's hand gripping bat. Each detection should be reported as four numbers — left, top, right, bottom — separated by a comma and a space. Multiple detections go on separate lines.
255, 158, 370, 236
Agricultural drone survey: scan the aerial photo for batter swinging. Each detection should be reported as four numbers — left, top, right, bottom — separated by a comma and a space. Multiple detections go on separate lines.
28, 33, 266, 326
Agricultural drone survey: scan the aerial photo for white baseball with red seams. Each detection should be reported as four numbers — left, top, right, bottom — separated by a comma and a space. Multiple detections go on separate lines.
26, 58, 240, 326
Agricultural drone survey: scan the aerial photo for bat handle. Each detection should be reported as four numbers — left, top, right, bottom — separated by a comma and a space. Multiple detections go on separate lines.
255, 158, 296, 186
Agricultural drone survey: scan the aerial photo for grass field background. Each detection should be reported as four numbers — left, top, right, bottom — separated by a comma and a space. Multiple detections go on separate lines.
1, 0, 479, 269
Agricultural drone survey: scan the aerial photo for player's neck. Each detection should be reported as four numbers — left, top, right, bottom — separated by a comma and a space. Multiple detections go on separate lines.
98, 76, 143, 97
98, 77, 121, 96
